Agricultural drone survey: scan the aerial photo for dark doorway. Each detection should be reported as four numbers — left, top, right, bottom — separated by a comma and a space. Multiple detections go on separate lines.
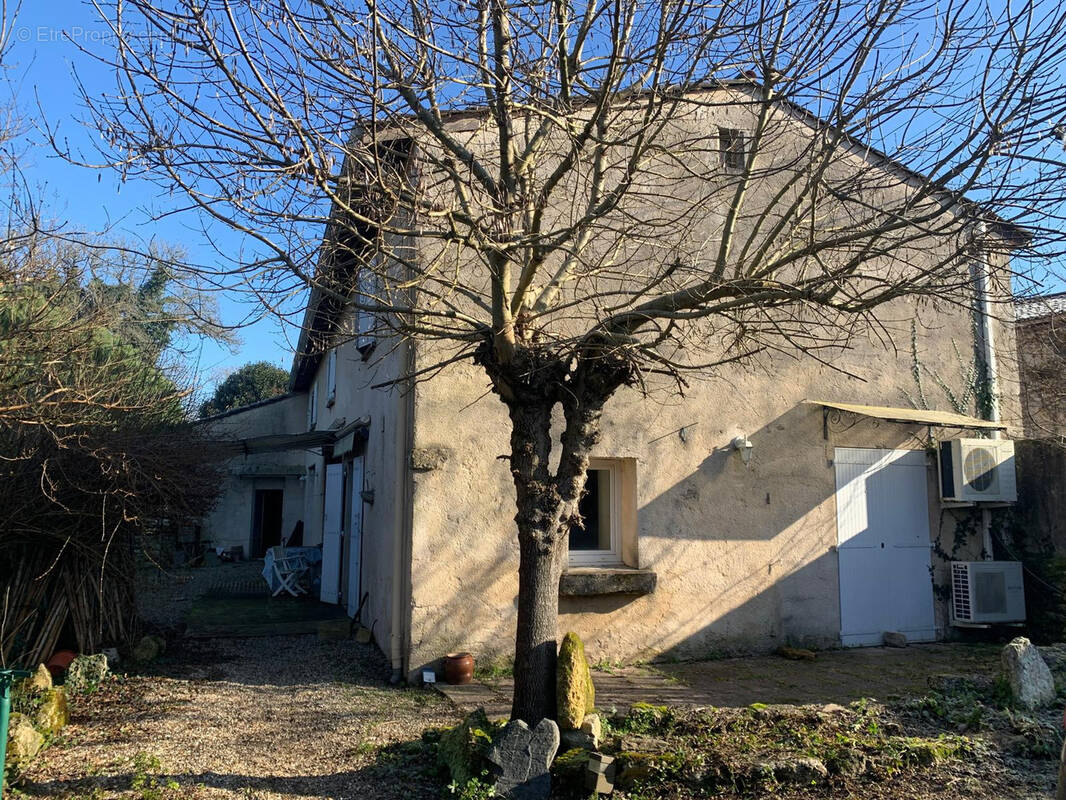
251, 489, 284, 558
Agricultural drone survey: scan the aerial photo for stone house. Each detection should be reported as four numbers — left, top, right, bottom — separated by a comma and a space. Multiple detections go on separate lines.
200, 83, 1025, 681
1015, 294, 1066, 441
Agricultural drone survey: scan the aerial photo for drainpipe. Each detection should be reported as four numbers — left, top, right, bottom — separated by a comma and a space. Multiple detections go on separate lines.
973, 221, 1000, 560
1, 669, 31, 798
390, 337, 416, 683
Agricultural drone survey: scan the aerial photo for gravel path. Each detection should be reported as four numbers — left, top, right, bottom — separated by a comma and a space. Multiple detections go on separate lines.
18, 636, 461, 800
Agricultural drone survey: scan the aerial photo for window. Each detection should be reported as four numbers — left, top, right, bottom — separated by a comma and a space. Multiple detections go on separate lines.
569, 459, 626, 567
307, 381, 318, 430
718, 127, 747, 171
326, 350, 337, 407
355, 270, 378, 357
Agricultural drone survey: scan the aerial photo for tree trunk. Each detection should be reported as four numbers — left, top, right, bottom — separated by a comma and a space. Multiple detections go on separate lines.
506, 393, 564, 724
511, 531, 564, 723
477, 339, 633, 724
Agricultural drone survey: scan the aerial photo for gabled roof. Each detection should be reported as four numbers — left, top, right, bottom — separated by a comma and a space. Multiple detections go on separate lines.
197, 391, 301, 423
1015, 292, 1066, 322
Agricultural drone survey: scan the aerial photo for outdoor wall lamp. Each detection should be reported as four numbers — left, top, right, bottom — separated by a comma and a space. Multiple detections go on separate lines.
732, 435, 754, 466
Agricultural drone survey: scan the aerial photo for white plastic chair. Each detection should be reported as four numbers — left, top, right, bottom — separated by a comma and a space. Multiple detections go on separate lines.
268, 546, 310, 597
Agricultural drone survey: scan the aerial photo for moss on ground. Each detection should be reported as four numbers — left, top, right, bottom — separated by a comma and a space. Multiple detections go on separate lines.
548, 697, 983, 798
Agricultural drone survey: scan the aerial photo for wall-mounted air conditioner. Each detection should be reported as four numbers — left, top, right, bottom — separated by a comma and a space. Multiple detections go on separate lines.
938, 438, 1016, 503
951, 561, 1025, 624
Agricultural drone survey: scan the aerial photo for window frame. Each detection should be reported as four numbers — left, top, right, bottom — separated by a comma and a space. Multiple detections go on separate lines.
307, 381, 318, 430
718, 126, 748, 172
568, 458, 624, 567
326, 349, 337, 407
355, 265, 379, 357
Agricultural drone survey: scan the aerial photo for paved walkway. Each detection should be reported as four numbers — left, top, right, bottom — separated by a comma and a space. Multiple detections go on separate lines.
439, 642, 1003, 717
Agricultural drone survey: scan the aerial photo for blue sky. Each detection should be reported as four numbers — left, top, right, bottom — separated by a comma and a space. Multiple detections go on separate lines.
8, 1, 295, 398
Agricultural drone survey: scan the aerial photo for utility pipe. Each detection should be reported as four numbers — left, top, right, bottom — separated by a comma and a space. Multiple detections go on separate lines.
973, 221, 1002, 433
0, 669, 31, 798
390, 336, 416, 683
973, 221, 1000, 560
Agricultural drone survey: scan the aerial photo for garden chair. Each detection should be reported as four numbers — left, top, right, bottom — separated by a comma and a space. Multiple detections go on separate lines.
268, 546, 310, 597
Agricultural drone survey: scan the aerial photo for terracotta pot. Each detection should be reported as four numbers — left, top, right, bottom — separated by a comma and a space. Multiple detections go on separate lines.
443, 652, 475, 685
46, 649, 77, 679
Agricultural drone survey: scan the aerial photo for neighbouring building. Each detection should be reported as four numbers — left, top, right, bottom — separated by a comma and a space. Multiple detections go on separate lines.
1015, 293, 1066, 441
199, 83, 1026, 681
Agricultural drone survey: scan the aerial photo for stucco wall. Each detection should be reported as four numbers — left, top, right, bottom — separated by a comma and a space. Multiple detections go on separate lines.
405, 291, 1020, 676
399, 89, 1022, 675
301, 325, 413, 656
1016, 314, 1066, 439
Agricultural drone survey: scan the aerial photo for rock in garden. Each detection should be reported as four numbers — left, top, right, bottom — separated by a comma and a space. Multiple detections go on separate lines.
580, 713, 602, 744
773, 757, 829, 785
1001, 637, 1056, 710
486, 717, 560, 800
438, 708, 497, 786
101, 647, 121, 666
26, 663, 52, 692
65, 653, 110, 694
132, 635, 162, 663
6, 712, 43, 768
561, 728, 596, 751
34, 687, 69, 734
750, 757, 829, 787
776, 646, 816, 661
883, 631, 908, 648
557, 632, 595, 730
818, 703, 848, 716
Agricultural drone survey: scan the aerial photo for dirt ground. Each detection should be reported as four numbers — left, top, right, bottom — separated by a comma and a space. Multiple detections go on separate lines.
11, 635, 1063, 800
14, 636, 460, 800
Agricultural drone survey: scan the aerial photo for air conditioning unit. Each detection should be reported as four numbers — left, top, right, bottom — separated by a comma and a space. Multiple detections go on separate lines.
951, 561, 1026, 624
938, 438, 1016, 503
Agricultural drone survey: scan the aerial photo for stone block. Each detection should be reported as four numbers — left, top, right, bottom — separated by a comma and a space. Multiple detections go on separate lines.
559, 570, 656, 597
34, 687, 69, 735
6, 712, 43, 769
1002, 637, 1056, 710
486, 718, 559, 800
580, 713, 602, 745
775, 646, 816, 661
584, 753, 615, 795
65, 653, 109, 694
438, 708, 497, 786
557, 632, 595, 731
883, 631, 908, 648
25, 664, 52, 692
132, 635, 162, 663
560, 729, 596, 751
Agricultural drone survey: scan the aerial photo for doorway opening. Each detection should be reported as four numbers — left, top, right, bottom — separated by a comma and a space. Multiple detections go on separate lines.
251, 489, 285, 558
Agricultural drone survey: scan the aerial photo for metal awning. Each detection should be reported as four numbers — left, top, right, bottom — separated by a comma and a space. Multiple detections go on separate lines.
810, 400, 1006, 431
212, 417, 370, 457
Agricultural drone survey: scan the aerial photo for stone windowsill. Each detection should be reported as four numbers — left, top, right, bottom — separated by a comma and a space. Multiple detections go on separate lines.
559, 568, 657, 597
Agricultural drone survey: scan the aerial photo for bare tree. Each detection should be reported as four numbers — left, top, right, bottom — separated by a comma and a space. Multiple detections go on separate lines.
76, 0, 1066, 722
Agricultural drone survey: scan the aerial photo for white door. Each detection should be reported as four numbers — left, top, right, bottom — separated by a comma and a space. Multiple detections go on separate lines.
346, 455, 364, 618
320, 463, 344, 604
835, 448, 936, 646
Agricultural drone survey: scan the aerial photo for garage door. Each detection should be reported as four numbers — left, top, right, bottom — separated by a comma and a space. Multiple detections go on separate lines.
835, 448, 936, 647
